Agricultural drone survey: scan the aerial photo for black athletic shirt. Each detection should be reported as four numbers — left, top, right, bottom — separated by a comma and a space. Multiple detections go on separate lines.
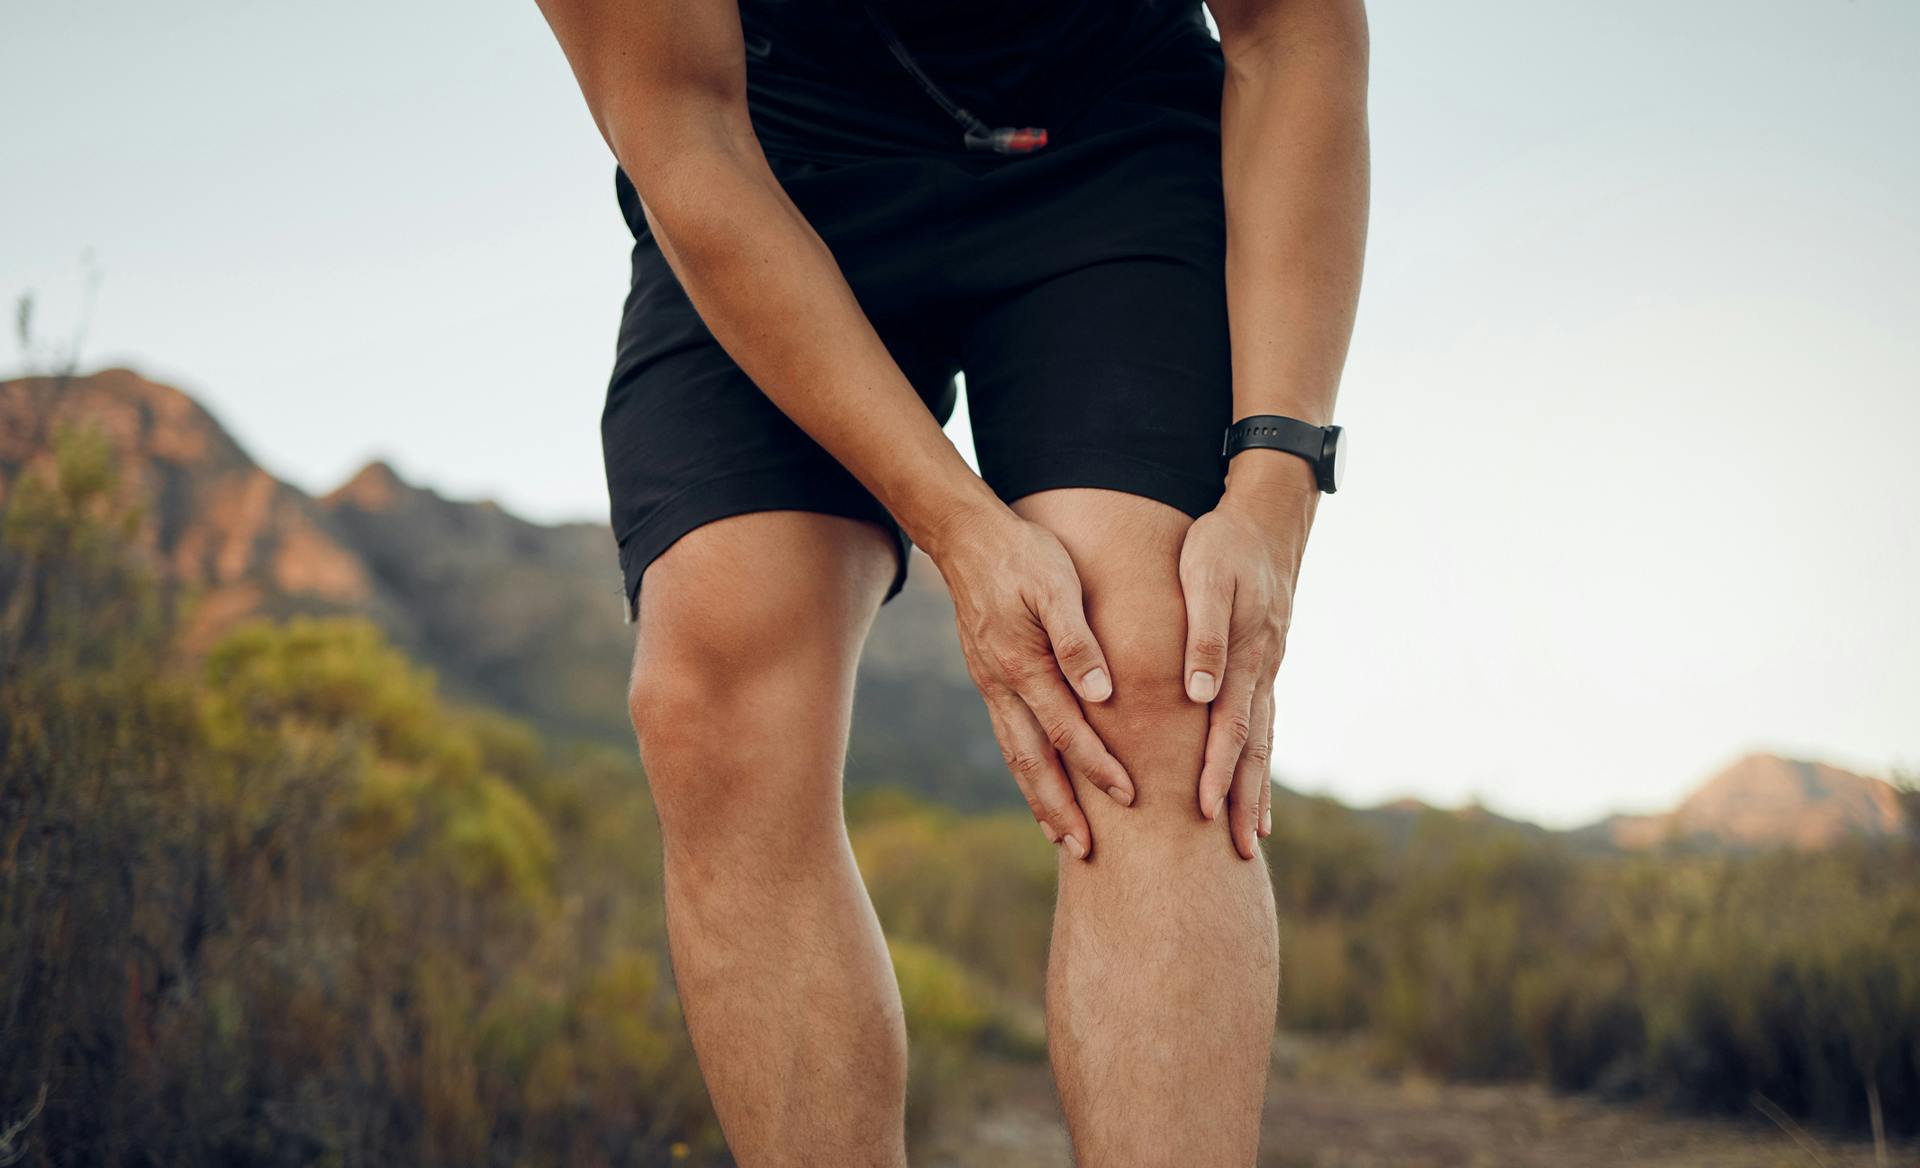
734, 0, 1220, 162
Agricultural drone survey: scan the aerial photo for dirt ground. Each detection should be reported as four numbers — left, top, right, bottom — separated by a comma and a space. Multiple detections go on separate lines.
916, 1038, 1917, 1168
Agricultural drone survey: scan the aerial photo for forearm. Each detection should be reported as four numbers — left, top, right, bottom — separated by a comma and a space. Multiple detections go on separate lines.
1217, 8, 1370, 503
632, 133, 998, 554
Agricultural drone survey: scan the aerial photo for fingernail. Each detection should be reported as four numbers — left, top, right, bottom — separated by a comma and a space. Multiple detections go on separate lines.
1065, 835, 1087, 861
1082, 667, 1112, 702
1108, 784, 1135, 807
1041, 822, 1059, 844
1187, 671, 1216, 703
1209, 794, 1226, 821
1261, 804, 1272, 836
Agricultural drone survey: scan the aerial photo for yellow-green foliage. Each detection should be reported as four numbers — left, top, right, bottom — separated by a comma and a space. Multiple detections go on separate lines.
891, 939, 998, 1045
851, 790, 1057, 1004
888, 937, 1021, 1136
1265, 796, 1920, 1137
201, 617, 558, 903
0, 434, 721, 1166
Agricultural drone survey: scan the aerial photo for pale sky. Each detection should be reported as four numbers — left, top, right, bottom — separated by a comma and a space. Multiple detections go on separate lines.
5, 1, 1916, 826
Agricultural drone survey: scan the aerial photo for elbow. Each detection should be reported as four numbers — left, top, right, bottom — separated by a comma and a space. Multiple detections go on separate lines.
608, 91, 759, 211
617, 126, 771, 272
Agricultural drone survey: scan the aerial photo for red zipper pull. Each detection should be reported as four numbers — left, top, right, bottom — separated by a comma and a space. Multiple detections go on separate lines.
1000, 127, 1049, 153
967, 126, 1050, 154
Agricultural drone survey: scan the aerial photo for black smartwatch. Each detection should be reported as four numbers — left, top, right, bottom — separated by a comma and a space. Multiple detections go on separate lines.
1221, 415, 1346, 493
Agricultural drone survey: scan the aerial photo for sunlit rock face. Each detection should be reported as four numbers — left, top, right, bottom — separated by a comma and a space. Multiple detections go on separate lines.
1591, 753, 1905, 851
0, 369, 378, 652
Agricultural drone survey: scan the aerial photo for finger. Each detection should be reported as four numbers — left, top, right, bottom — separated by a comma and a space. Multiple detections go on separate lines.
1228, 680, 1276, 860
986, 688, 1095, 859
1259, 706, 1275, 838
1037, 581, 1114, 704
1009, 666, 1135, 808
1180, 562, 1232, 704
1197, 648, 1261, 821
976, 684, 1061, 842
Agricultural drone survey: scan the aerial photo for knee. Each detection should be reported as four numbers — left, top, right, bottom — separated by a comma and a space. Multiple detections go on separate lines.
1091, 583, 1194, 720
625, 652, 724, 783
1079, 570, 1211, 810
625, 593, 855, 838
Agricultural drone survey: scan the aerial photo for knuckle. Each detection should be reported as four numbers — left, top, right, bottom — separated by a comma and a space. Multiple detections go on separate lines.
1038, 715, 1079, 753
1050, 634, 1094, 667
992, 646, 1036, 682
1004, 750, 1052, 782
1191, 630, 1230, 661
1222, 711, 1254, 744
1179, 545, 1218, 581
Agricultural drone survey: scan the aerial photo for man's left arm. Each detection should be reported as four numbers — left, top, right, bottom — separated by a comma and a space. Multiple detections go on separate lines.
1186, 0, 1370, 858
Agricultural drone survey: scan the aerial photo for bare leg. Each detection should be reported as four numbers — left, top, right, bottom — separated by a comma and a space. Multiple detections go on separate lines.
626, 511, 907, 1167
1013, 489, 1280, 1167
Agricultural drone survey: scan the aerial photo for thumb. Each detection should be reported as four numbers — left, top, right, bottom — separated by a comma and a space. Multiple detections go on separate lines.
1039, 584, 1114, 703
1181, 566, 1232, 704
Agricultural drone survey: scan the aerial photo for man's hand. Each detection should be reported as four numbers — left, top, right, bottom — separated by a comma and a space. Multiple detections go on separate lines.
1180, 463, 1319, 860
931, 505, 1133, 861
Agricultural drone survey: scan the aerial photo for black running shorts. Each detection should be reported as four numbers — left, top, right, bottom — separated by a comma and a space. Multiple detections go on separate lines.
602, 19, 1231, 621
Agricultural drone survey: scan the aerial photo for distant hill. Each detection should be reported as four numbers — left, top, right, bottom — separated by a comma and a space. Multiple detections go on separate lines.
0, 369, 1004, 803
1574, 752, 1910, 852
4, 370, 1906, 837
1344, 794, 1572, 855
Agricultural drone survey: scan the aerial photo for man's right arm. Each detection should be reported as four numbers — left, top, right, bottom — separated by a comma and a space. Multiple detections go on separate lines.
533, 0, 1136, 855
533, 0, 994, 553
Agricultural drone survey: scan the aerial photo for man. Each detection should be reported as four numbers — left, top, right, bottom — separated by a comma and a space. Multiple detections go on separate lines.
534, 0, 1367, 1161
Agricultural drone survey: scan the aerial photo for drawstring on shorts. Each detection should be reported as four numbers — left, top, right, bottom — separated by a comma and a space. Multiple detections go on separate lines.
857, 2, 1050, 154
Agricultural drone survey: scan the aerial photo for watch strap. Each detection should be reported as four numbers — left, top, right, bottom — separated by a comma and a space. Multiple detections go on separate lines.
1221, 415, 1324, 463
1221, 415, 1341, 493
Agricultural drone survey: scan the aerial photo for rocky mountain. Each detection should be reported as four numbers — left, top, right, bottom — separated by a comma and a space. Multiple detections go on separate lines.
0, 369, 402, 650
1575, 752, 1910, 852
0, 369, 1002, 802
315, 455, 637, 743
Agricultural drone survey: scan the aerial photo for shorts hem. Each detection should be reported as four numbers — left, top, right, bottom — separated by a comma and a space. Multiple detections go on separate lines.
612, 467, 909, 623
984, 446, 1226, 522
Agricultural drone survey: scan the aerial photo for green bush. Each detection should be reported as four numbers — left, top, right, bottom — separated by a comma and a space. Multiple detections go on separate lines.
1262, 794, 1920, 1138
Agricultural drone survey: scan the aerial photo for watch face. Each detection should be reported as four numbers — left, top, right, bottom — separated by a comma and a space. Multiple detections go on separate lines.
1325, 426, 1347, 493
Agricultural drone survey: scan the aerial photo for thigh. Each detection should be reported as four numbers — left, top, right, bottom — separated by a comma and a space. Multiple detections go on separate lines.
961, 251, 1231, 522
632, 507, 897, 690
